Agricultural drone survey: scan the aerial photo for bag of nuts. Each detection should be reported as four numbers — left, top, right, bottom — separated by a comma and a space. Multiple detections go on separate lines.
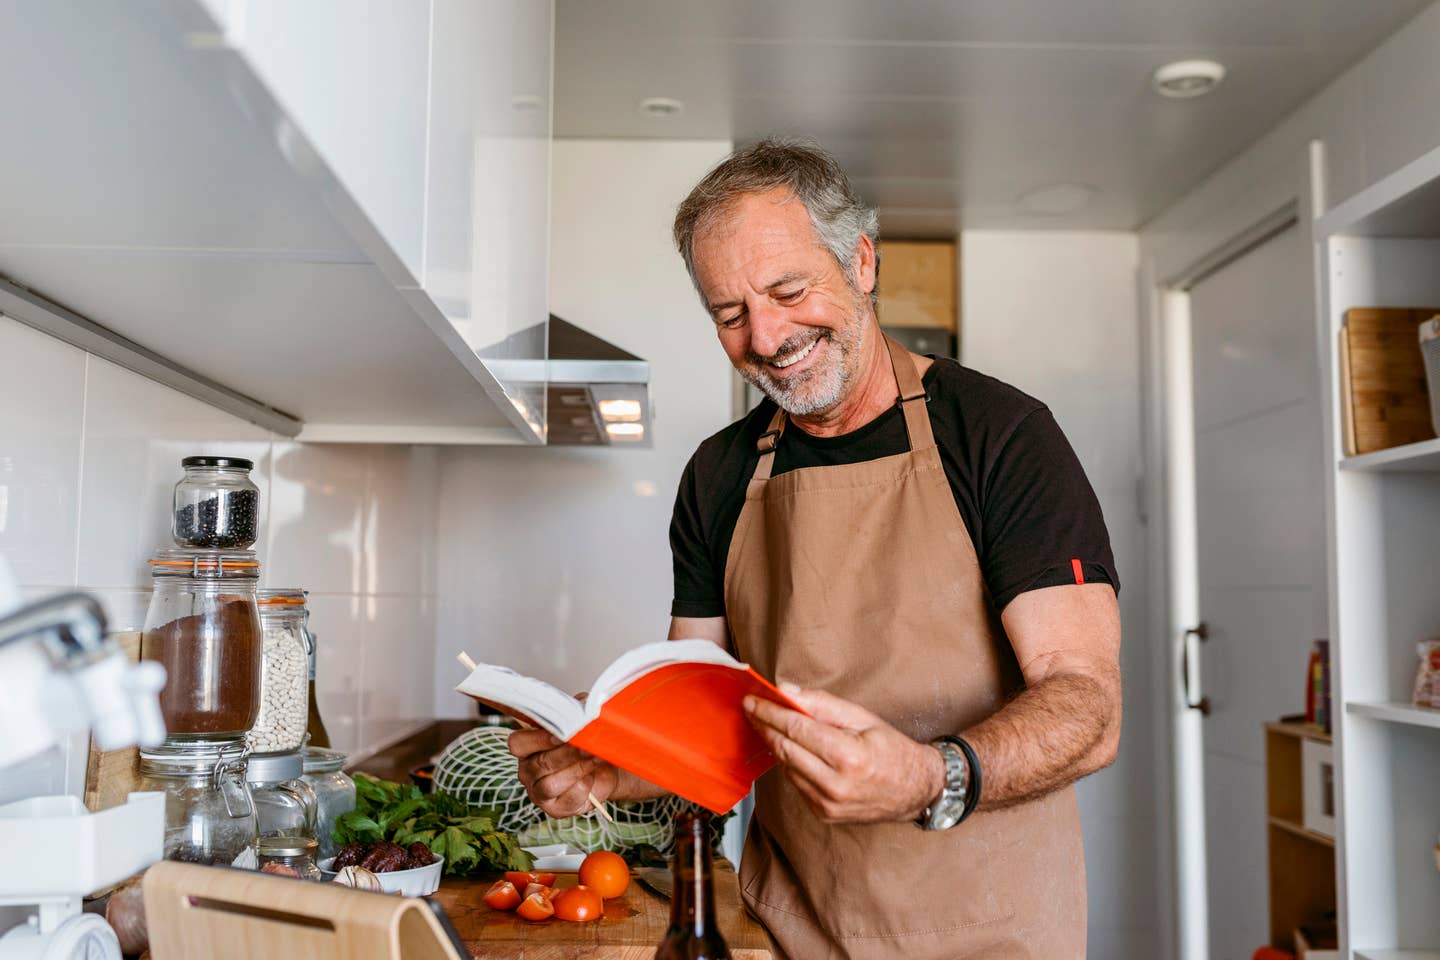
1413, 640, 1440, 710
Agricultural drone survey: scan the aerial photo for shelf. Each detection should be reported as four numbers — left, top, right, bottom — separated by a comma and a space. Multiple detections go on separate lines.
1338, 438, 1440, 472
1317, 140, 1440, 239
1266, 720, 1333, 743
1355, 951, 1440, 960
1267, 815, 1336, 848
1346, 702, 1440, 729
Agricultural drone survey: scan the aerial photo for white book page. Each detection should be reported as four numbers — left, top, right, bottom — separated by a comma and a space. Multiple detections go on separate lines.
584, 639, 747, 720
455, 665, 587, 739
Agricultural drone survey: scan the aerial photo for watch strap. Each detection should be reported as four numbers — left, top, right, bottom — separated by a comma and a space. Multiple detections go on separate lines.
939, 735, 982, 824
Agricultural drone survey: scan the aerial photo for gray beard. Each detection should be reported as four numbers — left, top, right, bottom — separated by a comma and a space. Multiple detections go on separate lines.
742, 310, 866, 416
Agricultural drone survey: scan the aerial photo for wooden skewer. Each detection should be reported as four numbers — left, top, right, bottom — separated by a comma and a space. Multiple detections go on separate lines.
456, 651, 614, 824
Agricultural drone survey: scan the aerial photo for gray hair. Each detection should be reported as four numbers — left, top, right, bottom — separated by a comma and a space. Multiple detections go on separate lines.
673, 138, 880, 305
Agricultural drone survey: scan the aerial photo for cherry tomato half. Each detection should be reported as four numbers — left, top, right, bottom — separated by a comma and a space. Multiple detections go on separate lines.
482, 880, 521, 912
516, 892, 555, 922
505, 871, 558, 890
552, 885, 604, 922
523, 882, 557, 903
578, 850, 630, 900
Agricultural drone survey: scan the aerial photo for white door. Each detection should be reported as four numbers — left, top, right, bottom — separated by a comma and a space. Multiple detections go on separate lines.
1184, 223, 1329, 959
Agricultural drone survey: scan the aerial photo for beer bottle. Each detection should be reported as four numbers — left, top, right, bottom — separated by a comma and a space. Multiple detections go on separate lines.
655, 811, 731, 959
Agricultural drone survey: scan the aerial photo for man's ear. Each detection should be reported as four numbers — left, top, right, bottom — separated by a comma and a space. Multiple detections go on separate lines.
853, 233, 877, 296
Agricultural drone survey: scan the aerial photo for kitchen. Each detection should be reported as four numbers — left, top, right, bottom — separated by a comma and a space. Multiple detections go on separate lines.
4, 1, 1440, 958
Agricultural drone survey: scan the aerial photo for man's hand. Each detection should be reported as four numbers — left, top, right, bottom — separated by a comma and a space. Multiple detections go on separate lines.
744, 682, 945, 824
508, 729, 619, 819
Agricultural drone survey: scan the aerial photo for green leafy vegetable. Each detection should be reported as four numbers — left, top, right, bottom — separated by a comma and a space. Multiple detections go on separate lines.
333, 774, 532, 876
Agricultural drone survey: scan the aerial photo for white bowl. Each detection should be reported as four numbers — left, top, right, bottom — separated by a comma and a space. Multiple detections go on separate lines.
319, 855, 444, 896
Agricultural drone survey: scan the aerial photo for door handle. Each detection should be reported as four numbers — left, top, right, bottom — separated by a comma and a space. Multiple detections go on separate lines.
1181, 622, 1210, 716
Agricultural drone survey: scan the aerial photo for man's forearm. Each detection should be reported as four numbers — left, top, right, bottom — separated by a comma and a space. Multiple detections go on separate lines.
961, 671, 1121, 810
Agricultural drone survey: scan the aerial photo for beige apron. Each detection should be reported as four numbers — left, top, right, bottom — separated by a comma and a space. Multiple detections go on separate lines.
724, 335, 1087, 959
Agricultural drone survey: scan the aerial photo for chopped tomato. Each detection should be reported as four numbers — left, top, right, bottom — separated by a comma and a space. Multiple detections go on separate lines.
516, 892, 555, 922
481, 880, 521, 912
552, 885, 603, 922
523, 882, 556, 903
578, 850, 630, 899
506, 871, 558, 890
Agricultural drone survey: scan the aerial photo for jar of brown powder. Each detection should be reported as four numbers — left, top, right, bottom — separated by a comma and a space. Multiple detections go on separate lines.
142, 549, 263, 739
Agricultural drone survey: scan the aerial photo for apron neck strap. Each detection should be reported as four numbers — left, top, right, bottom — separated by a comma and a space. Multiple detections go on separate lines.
749, 332, 934, 483
885, 333, 935, 450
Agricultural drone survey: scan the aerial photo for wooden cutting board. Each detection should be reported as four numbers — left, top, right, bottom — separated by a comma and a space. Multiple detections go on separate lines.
431, 864, 772, 959
85, 631, 145, 813
1341, 307, 1440, 454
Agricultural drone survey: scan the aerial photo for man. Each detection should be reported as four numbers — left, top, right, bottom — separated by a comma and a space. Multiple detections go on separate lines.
511, 140, 1121, 959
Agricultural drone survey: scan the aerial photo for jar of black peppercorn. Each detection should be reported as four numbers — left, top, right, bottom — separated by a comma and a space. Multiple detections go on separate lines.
173, 456, 260, 549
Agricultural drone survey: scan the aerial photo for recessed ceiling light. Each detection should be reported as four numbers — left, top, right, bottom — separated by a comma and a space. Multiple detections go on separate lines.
1017, 183, 1099, 215
639, 97, 684, 119
1152, 60, 1226, 99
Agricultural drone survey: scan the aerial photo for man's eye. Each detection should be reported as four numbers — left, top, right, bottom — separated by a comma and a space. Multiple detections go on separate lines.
777, 288, 805, 303
718, 312, 745, 329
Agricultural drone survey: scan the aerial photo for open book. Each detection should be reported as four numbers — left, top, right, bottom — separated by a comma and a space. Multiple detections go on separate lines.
455, 639, 804, 813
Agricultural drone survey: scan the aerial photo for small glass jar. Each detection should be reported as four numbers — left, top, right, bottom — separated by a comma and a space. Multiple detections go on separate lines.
142, 549, 262, 739
250, 590, 311, 755
302, 747, 355, 861
257, 836, 323, 881
246, 751, 319, 841
173, 456, 260, 549
138, 739, 258, 866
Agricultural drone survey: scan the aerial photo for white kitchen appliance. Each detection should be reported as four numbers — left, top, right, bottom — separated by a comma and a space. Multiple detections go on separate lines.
0, 553, 168, 960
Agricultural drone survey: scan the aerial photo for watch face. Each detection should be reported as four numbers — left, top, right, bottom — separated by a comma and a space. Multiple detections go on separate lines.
927, 797, 965, 831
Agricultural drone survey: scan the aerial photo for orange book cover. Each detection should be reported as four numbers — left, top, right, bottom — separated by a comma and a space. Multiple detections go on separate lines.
455, 639, 805, 813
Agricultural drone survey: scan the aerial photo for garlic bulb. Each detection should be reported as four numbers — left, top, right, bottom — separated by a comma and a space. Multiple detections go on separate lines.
333, 865, 383, 892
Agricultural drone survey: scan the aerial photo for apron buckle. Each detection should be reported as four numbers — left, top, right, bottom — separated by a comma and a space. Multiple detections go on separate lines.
757, 428, 781, 454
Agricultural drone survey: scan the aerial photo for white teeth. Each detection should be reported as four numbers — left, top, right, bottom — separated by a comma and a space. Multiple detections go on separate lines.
771, 338, 817, 369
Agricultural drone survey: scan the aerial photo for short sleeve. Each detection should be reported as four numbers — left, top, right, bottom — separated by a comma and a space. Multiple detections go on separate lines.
669, 455, 725, 618
979, 407, 1119, 611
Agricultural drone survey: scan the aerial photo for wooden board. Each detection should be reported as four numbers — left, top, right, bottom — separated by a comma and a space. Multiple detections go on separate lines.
85, 631, 144, 812
876, 240, 957, 332
1342, 307, 1440, 454
144, 861, 465, 960
432, 864, 773, 959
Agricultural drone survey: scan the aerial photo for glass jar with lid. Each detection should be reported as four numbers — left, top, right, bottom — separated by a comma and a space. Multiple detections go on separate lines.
142, 548, 262, 739
257, 836, 323, 881
246, 751, 319, 841
172, 455, 260, 549
138, 739, 258, 865
302, 747, 355, 860
250, 590, 311, 755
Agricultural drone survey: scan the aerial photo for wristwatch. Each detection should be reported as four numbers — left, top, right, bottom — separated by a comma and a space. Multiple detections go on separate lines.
917, 736, 981, 831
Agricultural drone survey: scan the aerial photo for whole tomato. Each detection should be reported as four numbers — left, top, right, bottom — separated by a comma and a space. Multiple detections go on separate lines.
578, 851, 630, 900
552, 886, 604, 923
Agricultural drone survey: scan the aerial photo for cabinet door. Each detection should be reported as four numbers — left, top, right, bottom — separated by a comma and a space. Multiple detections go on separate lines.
877, 241, 957, 331
424, 0, 553, 363
217, 0, 431, 282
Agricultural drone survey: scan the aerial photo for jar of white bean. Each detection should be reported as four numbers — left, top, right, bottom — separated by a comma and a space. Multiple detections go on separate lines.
249, 589, 311, 755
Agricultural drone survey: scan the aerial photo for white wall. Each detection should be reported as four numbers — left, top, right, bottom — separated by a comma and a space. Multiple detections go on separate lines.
962, 231, 1157, 960
431, 139, 734, 711
0, 315, 439, 805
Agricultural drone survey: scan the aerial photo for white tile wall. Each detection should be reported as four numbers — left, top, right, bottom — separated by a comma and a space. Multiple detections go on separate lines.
0, 313, 439, 799
963, 230, 1158, 960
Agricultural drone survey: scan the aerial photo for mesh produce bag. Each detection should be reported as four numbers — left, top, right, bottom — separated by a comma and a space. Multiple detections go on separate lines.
432, 725, 702, 856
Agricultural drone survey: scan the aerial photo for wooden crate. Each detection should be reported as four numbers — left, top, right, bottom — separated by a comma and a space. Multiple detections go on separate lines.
1340, 307, 1440, 454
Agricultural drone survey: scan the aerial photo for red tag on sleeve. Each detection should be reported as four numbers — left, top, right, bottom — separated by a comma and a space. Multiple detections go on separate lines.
1071, 558, 1085, 585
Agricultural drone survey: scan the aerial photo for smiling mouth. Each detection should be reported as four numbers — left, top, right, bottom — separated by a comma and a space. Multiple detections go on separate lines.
769, 337, 819, 371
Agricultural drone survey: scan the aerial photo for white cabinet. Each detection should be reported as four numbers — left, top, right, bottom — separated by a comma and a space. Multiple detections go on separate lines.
1314, 143, 1440, 958
203, 0, 431, 283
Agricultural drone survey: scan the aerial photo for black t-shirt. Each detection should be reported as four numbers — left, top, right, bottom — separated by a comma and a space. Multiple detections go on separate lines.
669, 357, 1119, 619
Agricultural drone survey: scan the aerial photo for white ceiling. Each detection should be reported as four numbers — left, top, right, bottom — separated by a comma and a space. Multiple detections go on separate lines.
554, 0, 1434, 234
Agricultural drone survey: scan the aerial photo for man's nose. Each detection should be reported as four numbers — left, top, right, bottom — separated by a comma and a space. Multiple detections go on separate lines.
747, 300, 790, 359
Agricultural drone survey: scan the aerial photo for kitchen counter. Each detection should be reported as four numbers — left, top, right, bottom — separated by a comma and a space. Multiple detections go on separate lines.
431, 864, 773, 959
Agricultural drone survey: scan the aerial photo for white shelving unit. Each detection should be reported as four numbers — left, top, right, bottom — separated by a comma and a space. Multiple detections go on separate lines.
1318, 141, 1440, 959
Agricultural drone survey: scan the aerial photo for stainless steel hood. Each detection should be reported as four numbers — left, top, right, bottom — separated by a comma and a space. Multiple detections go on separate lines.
489, 316, 651, 446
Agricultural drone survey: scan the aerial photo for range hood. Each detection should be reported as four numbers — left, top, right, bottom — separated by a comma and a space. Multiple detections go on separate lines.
490, 316, 652, 447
